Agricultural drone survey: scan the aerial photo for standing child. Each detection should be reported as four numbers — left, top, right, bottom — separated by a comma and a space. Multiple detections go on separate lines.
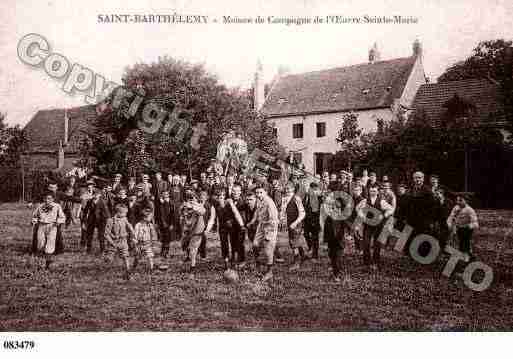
133, 207, 157, 272
104, 204, 136, 280
31, 192, 66, 269
180, 191, 206, 276
447, 194, 479, 262
281, 181, 308, 271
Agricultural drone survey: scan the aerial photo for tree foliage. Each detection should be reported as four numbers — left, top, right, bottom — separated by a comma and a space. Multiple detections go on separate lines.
334, 112, 366, 170
81, 56, 281, 178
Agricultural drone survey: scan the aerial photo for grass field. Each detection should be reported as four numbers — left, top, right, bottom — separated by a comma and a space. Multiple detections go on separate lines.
1, 203, 512, 331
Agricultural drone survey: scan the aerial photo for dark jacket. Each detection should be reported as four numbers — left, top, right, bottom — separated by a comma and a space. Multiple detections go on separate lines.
82, 198, 111, 226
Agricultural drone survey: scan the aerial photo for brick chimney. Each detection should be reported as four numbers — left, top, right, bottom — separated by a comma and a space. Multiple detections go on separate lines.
254, 59, 265, 111
368, 42, 381, 64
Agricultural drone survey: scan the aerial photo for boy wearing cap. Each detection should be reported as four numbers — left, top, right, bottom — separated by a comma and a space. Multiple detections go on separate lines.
104, 204, 136, 280
133, 207, 157, 272
31, 192, 66, 269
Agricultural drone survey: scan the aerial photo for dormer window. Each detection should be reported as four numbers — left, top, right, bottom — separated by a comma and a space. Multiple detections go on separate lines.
386, 86, 392, 92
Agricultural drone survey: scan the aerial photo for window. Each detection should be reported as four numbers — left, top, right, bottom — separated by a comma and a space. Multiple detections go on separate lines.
272, 128, 278, 137
292, 123, 303, 139
316, 122, 326, 138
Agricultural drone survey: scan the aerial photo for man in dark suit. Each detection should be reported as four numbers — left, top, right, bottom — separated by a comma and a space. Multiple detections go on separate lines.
156, 190, 176, 258
82, 189, 111, 254
406, 171, 437, 255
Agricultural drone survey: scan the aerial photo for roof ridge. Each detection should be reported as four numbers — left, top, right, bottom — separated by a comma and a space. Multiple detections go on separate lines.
278, 56, 415, 79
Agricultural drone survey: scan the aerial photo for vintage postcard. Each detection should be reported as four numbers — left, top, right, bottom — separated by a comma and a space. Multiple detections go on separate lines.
0, 0, 512, 357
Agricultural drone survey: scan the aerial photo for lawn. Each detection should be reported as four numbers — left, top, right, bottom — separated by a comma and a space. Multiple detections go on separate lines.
1, 203, 512, 331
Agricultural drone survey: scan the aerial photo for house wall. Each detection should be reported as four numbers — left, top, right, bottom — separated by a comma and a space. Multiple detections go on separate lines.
268, 108, 394, 173
400, 56, 426, 108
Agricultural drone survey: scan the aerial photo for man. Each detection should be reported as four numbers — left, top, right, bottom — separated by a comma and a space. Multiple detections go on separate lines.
406, 171, 437, 255
199, 172, 210, 193
152, 172, 169, 201
103, 184, 116, 215
47, 183, 66, 254
356, 185, 394, 271
138, 174, 152, 198
253, 185, 280, 282
170, 174, 184, 242
268, 178, 285, 263
112, 173, 123, 194
227, 184, 247, 268
82, 189, 111, 254
225, 174, 236, 198
78, 180, 96, 248
180, 174, 188, 188
304, 182, 322, 259
361, 169, 369, 187
364, 171, 379, 199
156, 190, 176, 258
126, 177, 137, 196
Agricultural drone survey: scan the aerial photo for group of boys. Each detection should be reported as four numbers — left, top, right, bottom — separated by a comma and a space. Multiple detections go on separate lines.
31, 167, 478, 283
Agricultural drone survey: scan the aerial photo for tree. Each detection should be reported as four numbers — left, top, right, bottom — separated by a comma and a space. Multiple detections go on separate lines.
82, 56, 280, 178
335, 112, 364, 170
438, 39, 513, 127
438, 39, 512, 83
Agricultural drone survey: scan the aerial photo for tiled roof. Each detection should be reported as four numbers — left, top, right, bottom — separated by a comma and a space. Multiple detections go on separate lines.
261, 56, 417, 117
413, 78, 507, 126
23, 105, 97, 153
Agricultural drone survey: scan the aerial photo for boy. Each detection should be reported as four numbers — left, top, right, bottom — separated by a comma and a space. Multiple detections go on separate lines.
228, 184, 247, 268
323, 197, 349, 283
82, 189, 111, 254
31, 192, 66, 269
253, 185, 279, 282
447, 194, 479, 262
198, 190, 216, 260
350, 184, 365, 254
104, 204, 136, 280
180, 191, 206, 276
245, 191, 258, 245
214, 189, 237, 269
282, 181, 308, 271
133, 207, 157, 272
356, 184, 394, 271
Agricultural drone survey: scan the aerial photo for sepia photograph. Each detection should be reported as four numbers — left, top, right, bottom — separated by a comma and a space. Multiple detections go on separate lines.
1, 0, 512, 355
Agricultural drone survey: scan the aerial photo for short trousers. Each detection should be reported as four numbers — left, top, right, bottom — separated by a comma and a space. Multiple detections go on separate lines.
288, 226, 308, 249
106, 238, 130, 258
36, 223, 57, 255
136, 241, 154, 259
253, 223, 278, 265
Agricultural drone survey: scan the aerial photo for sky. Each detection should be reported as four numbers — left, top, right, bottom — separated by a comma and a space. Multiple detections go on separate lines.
0, 0, 512, 126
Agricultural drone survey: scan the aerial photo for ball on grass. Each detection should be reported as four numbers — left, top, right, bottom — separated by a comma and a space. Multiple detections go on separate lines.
223, 269, 239, 283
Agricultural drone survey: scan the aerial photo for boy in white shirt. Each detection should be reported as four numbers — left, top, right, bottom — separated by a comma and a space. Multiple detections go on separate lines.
447, 194, 479, 262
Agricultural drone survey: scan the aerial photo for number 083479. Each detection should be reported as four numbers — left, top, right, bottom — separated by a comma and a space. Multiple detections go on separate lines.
3, 340, 35, 350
